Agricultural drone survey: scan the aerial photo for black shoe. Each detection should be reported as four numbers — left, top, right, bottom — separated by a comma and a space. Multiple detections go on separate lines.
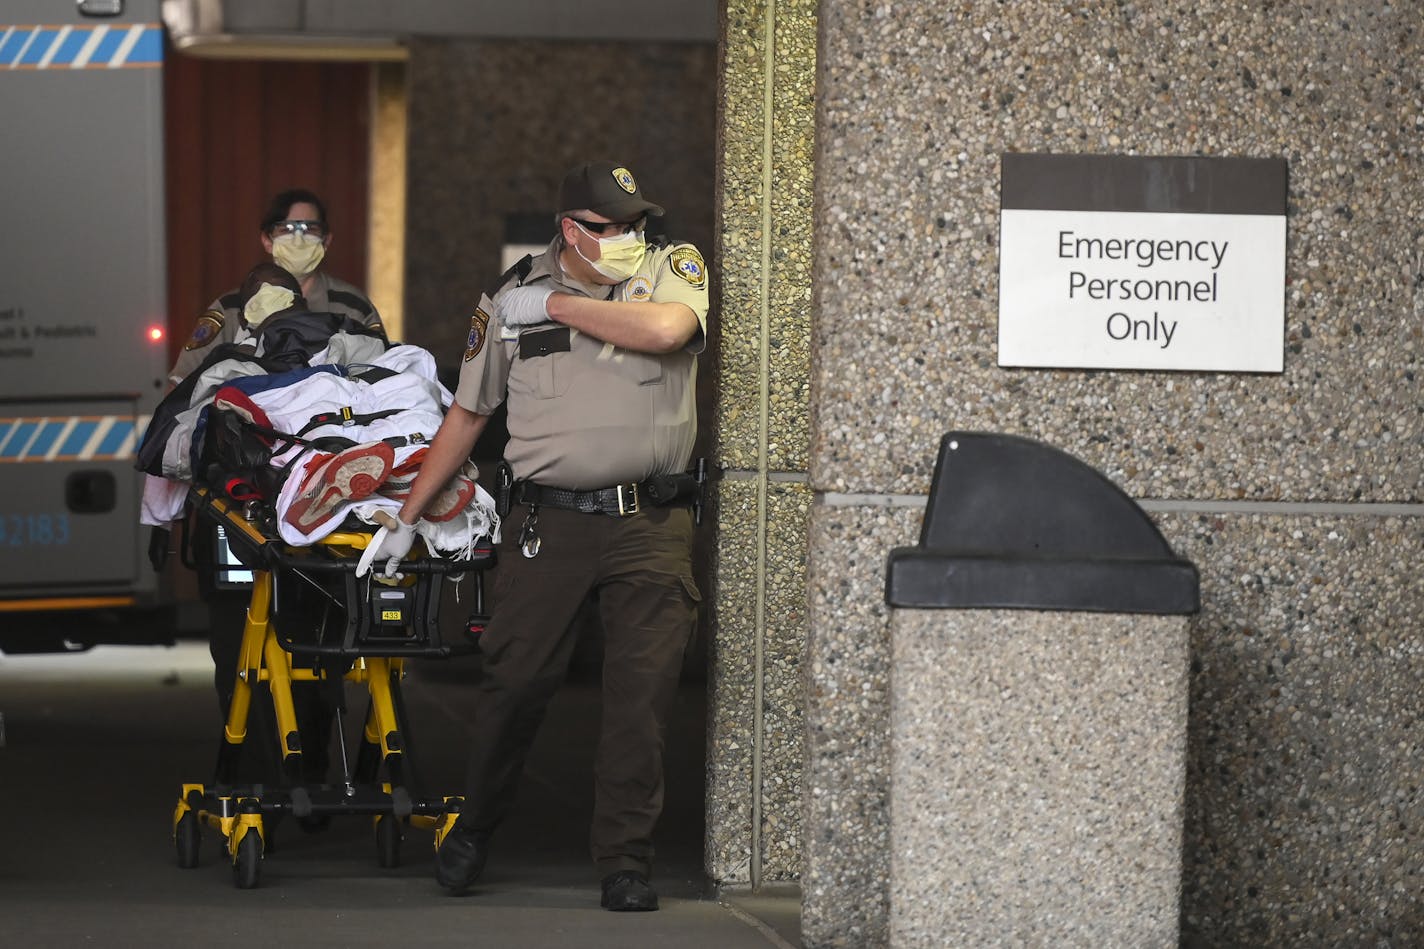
600, 871, 659, 912
435, 826, 488, 894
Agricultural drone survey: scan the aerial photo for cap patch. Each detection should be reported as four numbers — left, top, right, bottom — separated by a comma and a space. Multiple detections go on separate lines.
183, 311, 224, 351
612, 167, 637, 194
464, 307, 491, 362
623, 275, 654, 302
669, 247, 706, 288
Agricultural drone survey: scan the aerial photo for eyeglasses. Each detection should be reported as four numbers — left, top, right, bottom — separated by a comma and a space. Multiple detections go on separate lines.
268, 220, 327, 239
570, 217, 645, 236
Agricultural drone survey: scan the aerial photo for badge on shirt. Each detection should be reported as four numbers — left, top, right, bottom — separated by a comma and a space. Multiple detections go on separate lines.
669, 247, 706, 288
623, 275, 654, 302
464, 306, 491, 362
183, 311, 224, 351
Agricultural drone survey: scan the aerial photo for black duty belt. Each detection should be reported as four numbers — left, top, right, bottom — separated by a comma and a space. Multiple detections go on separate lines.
515, 474, 699, 517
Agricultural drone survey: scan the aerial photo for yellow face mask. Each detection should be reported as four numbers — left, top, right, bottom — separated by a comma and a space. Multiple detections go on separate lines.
272, 232, 326, 278
243, 283, 296, 327
574, 222, 647, 282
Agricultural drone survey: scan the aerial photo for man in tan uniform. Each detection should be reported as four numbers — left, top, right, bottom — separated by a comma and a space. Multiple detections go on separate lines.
169, 188, 384, 384
358, 160, 708, 911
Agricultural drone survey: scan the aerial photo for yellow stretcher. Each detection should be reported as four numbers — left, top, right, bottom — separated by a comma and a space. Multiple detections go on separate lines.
170, 487, 495, 889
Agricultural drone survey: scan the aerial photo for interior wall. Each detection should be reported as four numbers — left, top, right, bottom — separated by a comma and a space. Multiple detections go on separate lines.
400, 29, 723, 867
401, 38, 717, 381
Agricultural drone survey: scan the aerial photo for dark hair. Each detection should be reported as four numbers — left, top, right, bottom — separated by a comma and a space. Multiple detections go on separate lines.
259, 188, 328, 232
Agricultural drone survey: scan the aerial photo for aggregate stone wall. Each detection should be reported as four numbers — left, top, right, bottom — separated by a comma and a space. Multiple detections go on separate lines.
805, 1, 1423, 946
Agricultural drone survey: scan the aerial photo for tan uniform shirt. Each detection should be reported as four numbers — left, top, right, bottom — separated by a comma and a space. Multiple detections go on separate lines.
169, 272, 383, 384
454, 237, 710, 490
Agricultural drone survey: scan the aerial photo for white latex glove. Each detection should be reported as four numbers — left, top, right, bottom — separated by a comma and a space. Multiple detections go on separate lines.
499, 285, 555, 327
356, 512, 417, 578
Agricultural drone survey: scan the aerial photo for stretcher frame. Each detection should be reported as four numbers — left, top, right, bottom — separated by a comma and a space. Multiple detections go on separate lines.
171, 486, 494, 889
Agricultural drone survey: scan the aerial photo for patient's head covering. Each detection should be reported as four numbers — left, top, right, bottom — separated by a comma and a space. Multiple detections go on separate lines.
239, 262, 305, 327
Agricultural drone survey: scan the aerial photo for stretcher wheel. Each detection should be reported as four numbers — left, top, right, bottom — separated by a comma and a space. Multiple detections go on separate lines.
232, 829, 263, 889
174, 812, 201, 868
374, 815, 402, 868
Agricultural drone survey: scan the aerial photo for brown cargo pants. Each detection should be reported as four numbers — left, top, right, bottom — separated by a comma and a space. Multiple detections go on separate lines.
461, 502, 700, 878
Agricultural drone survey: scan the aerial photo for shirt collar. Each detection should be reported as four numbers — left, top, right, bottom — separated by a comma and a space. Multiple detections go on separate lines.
527, 236, 607, 298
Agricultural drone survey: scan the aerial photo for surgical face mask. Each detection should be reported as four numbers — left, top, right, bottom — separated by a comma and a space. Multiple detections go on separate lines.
271, 231, 326, 278
243, 283, 296, 327
573, 222, 647, 282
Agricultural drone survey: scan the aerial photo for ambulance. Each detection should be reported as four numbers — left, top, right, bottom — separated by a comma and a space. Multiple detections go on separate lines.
0, 0, 174, 651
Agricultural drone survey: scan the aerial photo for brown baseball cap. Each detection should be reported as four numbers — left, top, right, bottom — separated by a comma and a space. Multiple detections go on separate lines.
559, 160, 665, 219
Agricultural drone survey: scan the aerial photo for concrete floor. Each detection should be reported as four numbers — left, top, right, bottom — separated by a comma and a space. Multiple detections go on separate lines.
0, 640, 801, 948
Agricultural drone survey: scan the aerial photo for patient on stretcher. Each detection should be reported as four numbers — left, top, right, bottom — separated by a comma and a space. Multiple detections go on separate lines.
138, 263, 498, 558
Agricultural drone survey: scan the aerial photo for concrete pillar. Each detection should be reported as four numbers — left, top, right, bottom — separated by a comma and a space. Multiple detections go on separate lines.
709, 0, 820, 889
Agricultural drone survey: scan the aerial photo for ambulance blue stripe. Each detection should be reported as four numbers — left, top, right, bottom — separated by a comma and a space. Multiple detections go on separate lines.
0, 25, 164, 69
1, 422, 38, 458
54, 30, 89, 65
0, 28, 33, 65
127, 27, 163, 64
91, 29, 124, 64
0, 416, 144, 461
60, 421, 99, 456
96, 421, 134, 456
27, 421, 62, 457
18, 28, 58, 65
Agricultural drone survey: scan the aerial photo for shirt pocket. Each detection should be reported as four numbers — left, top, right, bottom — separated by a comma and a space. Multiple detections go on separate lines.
532, 352, 572, 398
623, 350, 664, 386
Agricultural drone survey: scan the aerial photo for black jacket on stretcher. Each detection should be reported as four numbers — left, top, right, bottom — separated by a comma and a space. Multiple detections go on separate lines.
137, 310, 386, 477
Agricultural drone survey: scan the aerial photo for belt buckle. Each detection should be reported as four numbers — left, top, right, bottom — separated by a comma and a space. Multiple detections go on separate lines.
616, 482, 639, 516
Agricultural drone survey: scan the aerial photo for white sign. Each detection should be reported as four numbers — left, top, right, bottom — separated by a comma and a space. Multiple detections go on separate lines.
998, 209, 1285, 372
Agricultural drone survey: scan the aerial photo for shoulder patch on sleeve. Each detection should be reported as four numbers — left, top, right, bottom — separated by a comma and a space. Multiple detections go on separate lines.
183, 311, 224, 351
668, 246, 706, 288
464, 306, 492, 362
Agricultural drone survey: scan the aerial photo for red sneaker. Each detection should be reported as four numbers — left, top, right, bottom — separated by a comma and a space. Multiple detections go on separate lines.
284, 441, 396, 533
377, 472, 477, 522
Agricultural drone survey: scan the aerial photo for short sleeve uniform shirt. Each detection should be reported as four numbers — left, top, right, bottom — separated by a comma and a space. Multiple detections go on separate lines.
454, 237, 709, 490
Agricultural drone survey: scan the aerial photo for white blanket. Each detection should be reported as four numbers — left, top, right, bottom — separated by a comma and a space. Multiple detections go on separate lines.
142, 340, 499, 557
